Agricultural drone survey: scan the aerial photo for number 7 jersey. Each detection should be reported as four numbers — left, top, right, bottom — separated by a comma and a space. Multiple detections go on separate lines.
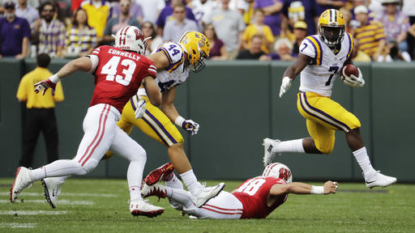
299, 33, 354, 97
89, 46, 157, 113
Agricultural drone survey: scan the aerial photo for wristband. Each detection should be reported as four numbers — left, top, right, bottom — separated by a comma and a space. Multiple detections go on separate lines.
50, 74, 61, 84
311, 186, 324, 194
175, 116, 185, 128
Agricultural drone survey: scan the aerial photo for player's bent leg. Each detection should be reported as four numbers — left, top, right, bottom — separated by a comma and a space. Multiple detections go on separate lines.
189, 191, 243, 219
306, 120, 335, 154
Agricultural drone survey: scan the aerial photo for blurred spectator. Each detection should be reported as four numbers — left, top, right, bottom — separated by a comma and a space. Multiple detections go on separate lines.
71, 0, 83, 13
156, 0, 196, 36
111, 0, 143, 24
16, 0, 39, 25
65, 8, 97, 58
339, 7, 354, 34
242, 8, 273, 54
204, 23, 227, 60
316, 0, 346, 14
261, 37, 296, 61
141, 20, 163, 55
188, 0, 218, 26
135, 0, 165, 24
0, 1, 31, 59
163, 3, 199, 42
52, 0, 71, 19
375, 0, 410, 53
292, 21, 307, 55
243, 0, 254, 25
103, 0, 140, 45
204, 0, 245, 60
253, 0, 283, 38
229, 0, 250, 15
282, 0, 318, 36
236, 34, 266, 59
353, 5, 385, 61
403, 0, 415, 59
369, 0, 383, 16
31, 1, 66, 57
81, 0, 112, 40
16, 53, 64, 168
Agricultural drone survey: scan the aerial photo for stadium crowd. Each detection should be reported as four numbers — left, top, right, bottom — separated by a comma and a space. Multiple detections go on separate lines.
0, 0, 414, 62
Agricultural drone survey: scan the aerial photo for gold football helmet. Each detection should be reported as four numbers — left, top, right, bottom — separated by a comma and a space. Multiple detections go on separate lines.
179, 31, 210, 73
318, 9, 345, 47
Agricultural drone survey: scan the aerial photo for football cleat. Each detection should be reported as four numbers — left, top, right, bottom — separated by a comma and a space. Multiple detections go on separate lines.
144, 162, 174, 186
10, 167, 33, 203
193, 182, 225, 208
262, 138, 281, 166
41, 178, 63, 208
129, 199, 164, 217
365, 171, 397, 189
141, 184, 168, 199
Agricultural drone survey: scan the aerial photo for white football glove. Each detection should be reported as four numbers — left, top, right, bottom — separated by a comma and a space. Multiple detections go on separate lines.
175, 116, 200, 135
134, 96, 147, 119
343, 67, 365, 88
279, 76, 293, 98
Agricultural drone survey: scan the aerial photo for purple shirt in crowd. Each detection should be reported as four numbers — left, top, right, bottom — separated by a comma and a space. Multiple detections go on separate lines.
111, 2, 144, 19
254, 0, 283, 36
283, 0, 318, 35
316, 0, 347, 14
209, 38, 225, 58
156, 5, 197, 28
0, 17, 31, 57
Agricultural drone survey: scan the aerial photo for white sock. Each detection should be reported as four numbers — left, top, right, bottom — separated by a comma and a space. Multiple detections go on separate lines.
127, 160, 145, 200
353, 147, 376, 179
166, 173, 184, 190
32, 160, 87, 180
166, 186, 194, 209
272, 139, 305, 153
180, 169, 201, 196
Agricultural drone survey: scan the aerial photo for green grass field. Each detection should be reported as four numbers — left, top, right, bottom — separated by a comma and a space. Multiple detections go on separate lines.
1, 178, 414, 233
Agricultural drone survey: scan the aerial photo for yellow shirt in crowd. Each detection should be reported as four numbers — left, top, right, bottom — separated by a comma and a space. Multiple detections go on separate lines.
16, 67, 64, 109
243, 24, 274, 54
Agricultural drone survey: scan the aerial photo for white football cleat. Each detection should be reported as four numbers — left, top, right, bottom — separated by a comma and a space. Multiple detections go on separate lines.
263, 138, 281, 166
41, 178, 64, 208
10, 167, 33, 203
365, 171, 397, 188
130, 199, 164, 217
192, 182, 225, 208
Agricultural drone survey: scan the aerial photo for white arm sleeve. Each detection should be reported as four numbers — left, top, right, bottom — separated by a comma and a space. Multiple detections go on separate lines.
88, 55, 99, 73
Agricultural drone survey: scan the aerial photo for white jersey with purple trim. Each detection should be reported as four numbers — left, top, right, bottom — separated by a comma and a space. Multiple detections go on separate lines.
298, 33, 354, 97
137, 42, 189, 96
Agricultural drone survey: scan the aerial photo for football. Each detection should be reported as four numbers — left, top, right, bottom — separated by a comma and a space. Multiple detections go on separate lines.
341, 64, 359, 80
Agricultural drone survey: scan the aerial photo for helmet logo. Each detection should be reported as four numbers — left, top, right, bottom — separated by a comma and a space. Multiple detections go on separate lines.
134, 28, 144, 40
194, 32, 200, 38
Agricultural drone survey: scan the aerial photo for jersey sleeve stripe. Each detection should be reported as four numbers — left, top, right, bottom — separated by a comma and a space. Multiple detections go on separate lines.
306, 36, 322, 65
167, 55, 184, 73
346, 33, 354, 61
299, 93, 351, 132
159, 47, 173, 64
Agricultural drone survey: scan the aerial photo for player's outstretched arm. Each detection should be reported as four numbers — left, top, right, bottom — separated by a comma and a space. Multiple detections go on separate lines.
34, 57, 93, 95
279, 53, 312, 98
269, 181, 338, 196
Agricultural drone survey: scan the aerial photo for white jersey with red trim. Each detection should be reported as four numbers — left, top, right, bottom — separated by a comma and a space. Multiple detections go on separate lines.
299, 33, 354, 97
137, 42, 189, 96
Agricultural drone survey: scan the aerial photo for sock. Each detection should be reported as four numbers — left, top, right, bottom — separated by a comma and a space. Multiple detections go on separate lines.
353, 147, 376, 180
273, 139, 305, 153
31, 160, 86, 180
166, 173, 184, 190
166, 186, 194, 209
129, 186, 142, 201
180, 169, 201, 196
127, 160, 145, 200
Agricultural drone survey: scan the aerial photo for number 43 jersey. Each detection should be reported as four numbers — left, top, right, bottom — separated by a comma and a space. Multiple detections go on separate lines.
232, 177, 288, 219
89, 46, 157, 113
299, 33, 354, 97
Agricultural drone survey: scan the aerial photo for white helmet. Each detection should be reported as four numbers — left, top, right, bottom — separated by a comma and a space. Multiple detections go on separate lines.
262, 162, 293, 184
114, 25, 146, 54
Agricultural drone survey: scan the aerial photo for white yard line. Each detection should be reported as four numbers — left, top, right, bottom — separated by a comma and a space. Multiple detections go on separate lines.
0, 192, 117, 197
0, 199, 94, 205
0, 223, 37, 229
0, 211, 68, 215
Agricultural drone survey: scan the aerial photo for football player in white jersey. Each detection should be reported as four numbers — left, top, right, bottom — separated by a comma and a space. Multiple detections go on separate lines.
263, 9, 397, 188
41, 31, 225, 209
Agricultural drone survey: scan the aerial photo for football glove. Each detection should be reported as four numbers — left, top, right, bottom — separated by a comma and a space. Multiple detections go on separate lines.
279, 76, 293, 98
134, 96, 147, 119
175, 116, 200, 135
343, 68, 365, 88
34, 75, 60, 95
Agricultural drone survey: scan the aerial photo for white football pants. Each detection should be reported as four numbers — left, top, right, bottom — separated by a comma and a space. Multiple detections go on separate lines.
34, 104, 146, 198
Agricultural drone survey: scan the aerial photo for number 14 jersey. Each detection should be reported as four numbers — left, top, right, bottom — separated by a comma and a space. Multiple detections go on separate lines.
299, 33, 354, 97
89, 46, 157, 113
